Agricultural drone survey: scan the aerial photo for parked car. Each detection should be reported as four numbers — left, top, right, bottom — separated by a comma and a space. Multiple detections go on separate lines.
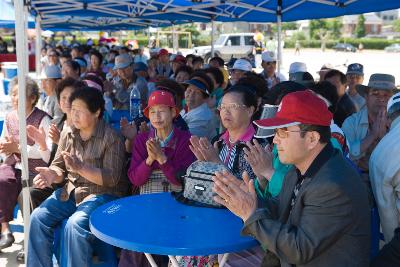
384, 44, 400, 53
192, 33, 255, 62
333, 43, 356, 52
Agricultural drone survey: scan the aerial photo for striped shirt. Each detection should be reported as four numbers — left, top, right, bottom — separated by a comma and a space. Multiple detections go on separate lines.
50, 119, 128, 204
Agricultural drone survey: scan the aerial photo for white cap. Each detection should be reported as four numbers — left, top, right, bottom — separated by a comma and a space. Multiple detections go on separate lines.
387, 92, 400, 114
289, 62, 307, 74
230, 59, 252, 72
261, 51, 277, 62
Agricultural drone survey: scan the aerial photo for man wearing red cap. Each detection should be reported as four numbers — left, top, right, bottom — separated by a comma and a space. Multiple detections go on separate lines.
213, 90, 370, 267
156, 49, 173, 78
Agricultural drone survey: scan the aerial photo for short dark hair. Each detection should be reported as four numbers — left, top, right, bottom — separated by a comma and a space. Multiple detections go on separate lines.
209, 56, 224, 67
325, 69, 347, 85
185, 54, 196, 61
299, 124, 331, 144
237, 72, 267, 99
90, 50, 103, 63
63, 60, 81, 75
69, 87, 105, 118
60, 51, 72, 60
192, 56, 204, 65
309, 81, 339, 113
56, 78, 86, 102
204, 67, 224, 88
175, 65, 194, 78
223, 85, 258, 112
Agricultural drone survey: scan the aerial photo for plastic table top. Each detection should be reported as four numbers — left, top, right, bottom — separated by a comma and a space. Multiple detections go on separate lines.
89, 193, 258, 256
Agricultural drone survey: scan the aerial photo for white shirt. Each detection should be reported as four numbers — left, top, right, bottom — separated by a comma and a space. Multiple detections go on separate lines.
369, 117, 400, 242
0, 111, 52, 164
180, 102, 217, 140
342, 106, 369, 160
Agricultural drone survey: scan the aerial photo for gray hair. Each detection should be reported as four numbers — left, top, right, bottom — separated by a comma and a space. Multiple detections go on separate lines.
9, 76, 40, 106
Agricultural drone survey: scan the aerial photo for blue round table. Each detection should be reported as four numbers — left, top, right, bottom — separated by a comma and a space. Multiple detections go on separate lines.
90, 193, 258, 266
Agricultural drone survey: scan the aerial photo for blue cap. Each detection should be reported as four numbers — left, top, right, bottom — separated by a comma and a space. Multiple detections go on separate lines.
184, 78, 210, 95
346, 63, 364, 76
113, 54, 132, 70
134, 62, 148, 72
74, 58, 87, 68
40, 65, 62, 79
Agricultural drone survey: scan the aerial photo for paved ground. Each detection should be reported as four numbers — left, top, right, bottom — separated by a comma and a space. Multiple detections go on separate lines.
0, 213, 26, 267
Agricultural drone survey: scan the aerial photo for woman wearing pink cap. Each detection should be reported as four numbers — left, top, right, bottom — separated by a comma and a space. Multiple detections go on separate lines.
127, 90, 195, 194
120, 90, 195, 267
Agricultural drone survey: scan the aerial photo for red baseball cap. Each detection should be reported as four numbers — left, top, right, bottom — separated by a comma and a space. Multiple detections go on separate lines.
143, 90, 179, 118
172, 55, 186, 64
254, 90, 333, 129
158, 48, 169, 56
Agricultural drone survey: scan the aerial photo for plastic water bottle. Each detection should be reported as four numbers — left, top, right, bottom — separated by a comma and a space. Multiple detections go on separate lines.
130, 86, 141, 121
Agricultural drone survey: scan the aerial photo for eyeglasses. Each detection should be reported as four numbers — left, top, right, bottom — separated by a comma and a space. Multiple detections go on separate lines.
217, 103, 247, 112
274, 128, 306, 138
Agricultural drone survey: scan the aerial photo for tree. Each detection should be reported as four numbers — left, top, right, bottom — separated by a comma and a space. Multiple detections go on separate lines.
393, 19, 400, 32
309, 19, 328, 39
355, 15, 366, 38
327, 18, 343, 39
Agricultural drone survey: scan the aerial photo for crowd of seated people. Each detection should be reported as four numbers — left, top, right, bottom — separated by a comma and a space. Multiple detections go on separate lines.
1, 39, 399, 267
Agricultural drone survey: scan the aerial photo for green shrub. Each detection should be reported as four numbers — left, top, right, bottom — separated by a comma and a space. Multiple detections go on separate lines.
284, 38, 399, 50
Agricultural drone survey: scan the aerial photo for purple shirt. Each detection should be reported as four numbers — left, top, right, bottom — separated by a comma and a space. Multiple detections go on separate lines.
128, 127, 195, 187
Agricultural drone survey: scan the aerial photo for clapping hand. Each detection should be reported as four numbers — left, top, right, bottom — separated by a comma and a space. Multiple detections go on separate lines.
213, 170, 257, 222
146, 138, 167, 165
27, 125, 47, 150
371, 109, 389, 140
120, 117, 138, 140
189, 136, 221, 163
244, 139, 274, 181
33, 167, 57, 189
62, 148, 84, 173
48, 123, 61, 144
0, 136, 19, 155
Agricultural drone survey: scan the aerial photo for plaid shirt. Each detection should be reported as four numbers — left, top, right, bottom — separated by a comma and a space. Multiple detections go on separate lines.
50, 120, 128, 204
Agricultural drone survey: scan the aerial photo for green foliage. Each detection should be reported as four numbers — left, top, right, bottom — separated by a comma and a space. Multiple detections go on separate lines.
393, 19, 400, 32
309, 19, 328, 39
281, 22, 298, 31
284, 38, 399, 50
290, 31, 307, 41
327, 18, 343, 39
355, 15, 366, 38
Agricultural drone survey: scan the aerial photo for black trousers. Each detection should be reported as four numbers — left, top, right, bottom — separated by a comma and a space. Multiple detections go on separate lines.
371, 228, 400, 267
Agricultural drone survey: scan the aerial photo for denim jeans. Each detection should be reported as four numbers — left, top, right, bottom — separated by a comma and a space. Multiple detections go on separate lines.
27, 188, 116, 267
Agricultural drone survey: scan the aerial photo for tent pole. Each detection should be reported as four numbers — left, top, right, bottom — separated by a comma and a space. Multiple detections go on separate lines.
35, 16, 42, 78
147, 26, 151, 48
211, 18, 215, 58
14, 0, 31, 264
277, 0, 282, 76
24, 4, 29, 75
172, 23, 176, 53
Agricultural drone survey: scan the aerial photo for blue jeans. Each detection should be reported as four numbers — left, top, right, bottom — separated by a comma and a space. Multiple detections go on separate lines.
27, 188, 116, 267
